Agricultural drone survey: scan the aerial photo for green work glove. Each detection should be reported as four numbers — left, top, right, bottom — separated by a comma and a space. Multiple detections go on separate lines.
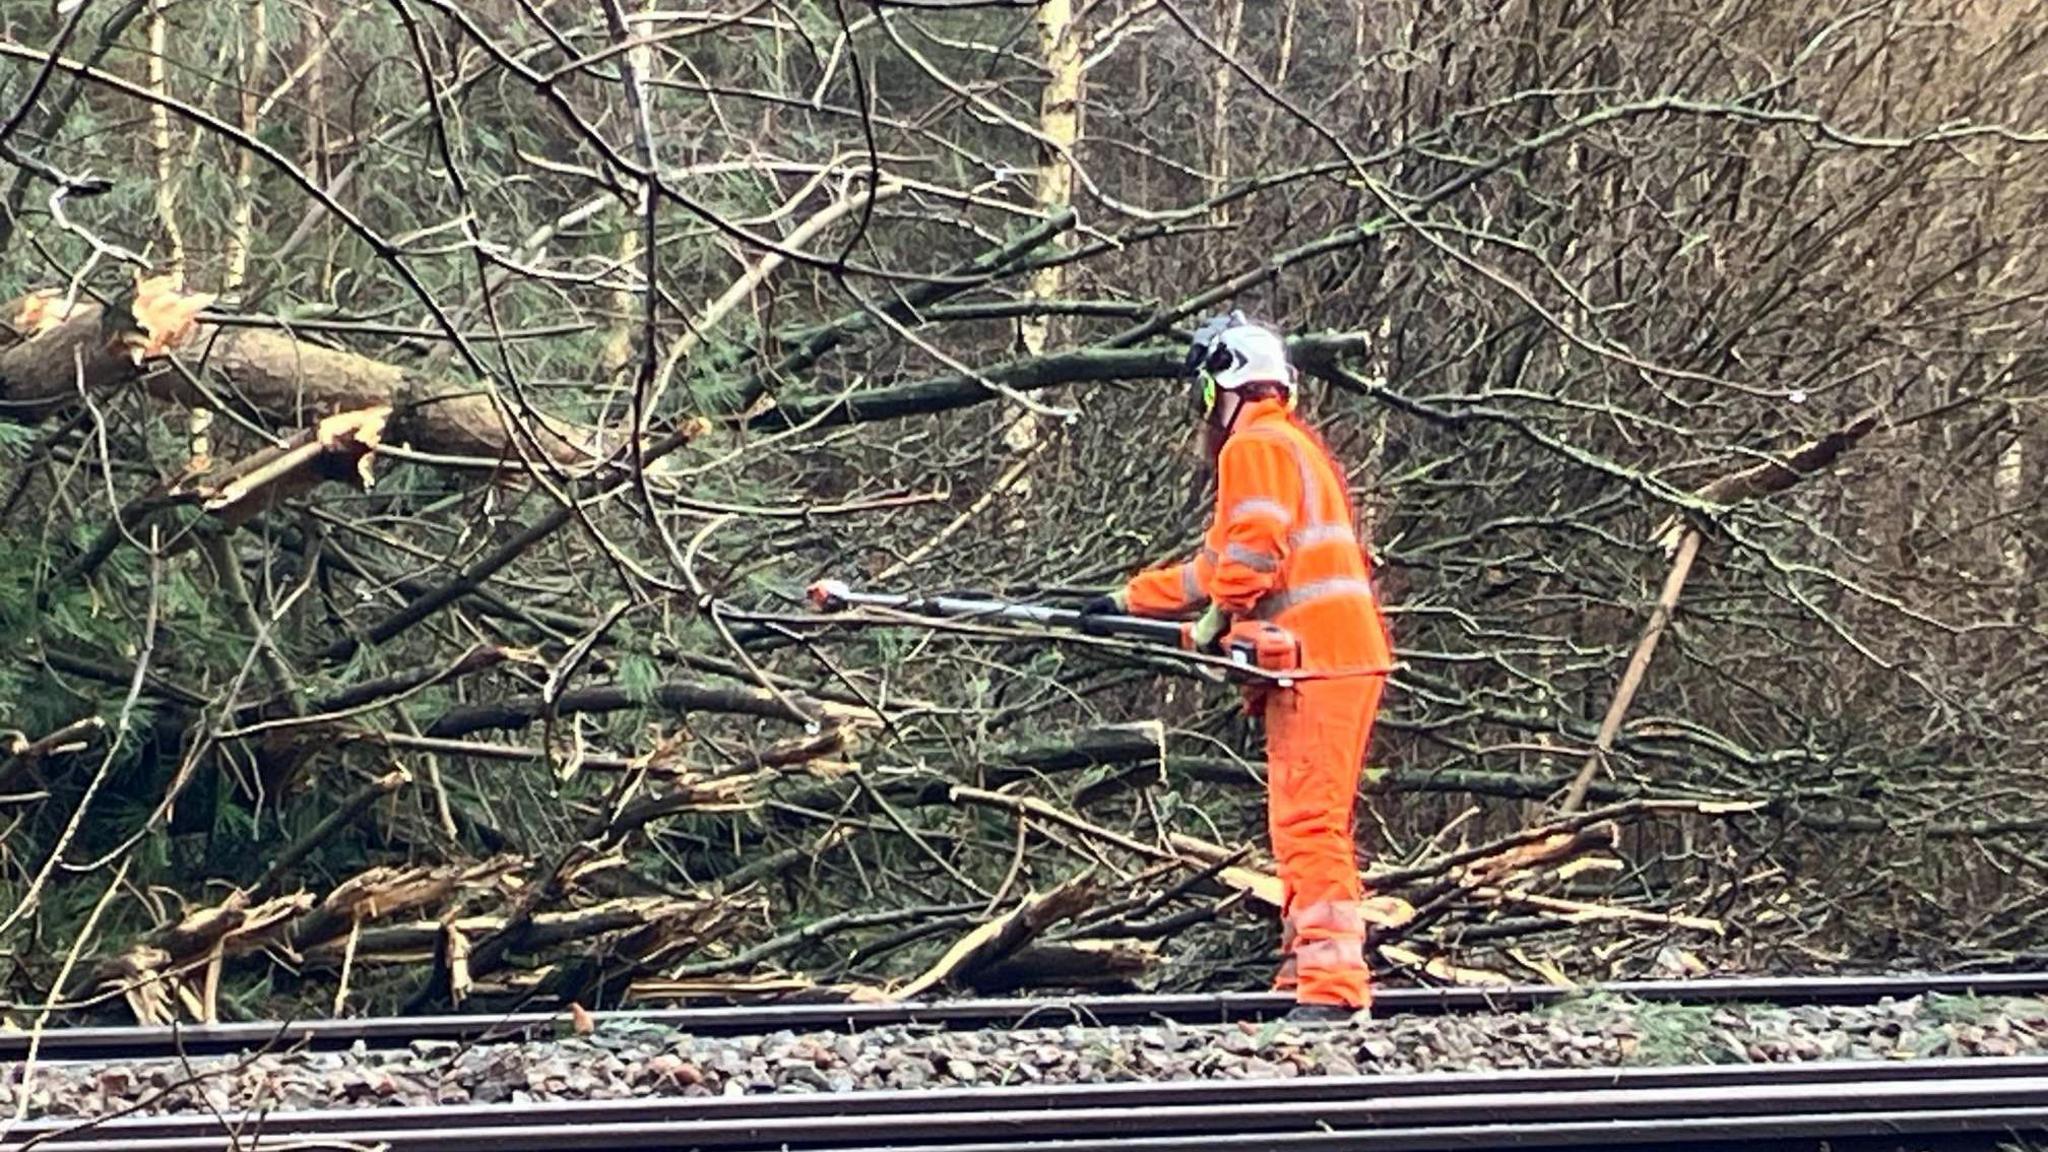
1077, 588, 1128, 634
1183, 604, 1228, 653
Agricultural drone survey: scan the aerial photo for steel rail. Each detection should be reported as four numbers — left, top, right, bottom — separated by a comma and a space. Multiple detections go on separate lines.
9, 1056, 2047, 1145
825, 1108, 2048, 1152
10, 1063, 2048, 1151
6, 971, 2046, 1062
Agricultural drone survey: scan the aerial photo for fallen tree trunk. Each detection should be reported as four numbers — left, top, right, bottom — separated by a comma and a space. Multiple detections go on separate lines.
1, 279, 593, 464
891, 872, 1102, 999
303, 899, 731, 967
966, 727, 1680, 804
970, 939, 1155, 993
753, 332, 1373, 431
285, 857, 524, 958
422, 678, 867, 738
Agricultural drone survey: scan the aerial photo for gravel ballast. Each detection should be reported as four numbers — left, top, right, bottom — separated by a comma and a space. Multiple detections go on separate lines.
4, 993, 2046, 1120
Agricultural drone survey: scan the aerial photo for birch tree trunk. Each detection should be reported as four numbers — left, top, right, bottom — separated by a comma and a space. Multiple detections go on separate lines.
999, 0, 1085, 514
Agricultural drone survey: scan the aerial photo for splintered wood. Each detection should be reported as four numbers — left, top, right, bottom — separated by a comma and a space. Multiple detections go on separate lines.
90, 891, 312, 1025
72, 767, 1738, 1018
184, 405, 393, 526
83, 858, 750, 1025
939, 790, 1729, 993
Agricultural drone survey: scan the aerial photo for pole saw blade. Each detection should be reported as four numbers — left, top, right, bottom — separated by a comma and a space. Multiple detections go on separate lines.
803, 579, 1182, 642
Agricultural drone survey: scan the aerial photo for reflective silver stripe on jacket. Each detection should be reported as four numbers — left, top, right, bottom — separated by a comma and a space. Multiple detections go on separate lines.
1223, 543, 1280, 572
1240, 426, 1330, 516
1253, 576, 1376, 620
1238, 427, 1359, 555
1288, 523, 1356, 549
1227, 497, 1293, 527
1180, 564, 1204, 603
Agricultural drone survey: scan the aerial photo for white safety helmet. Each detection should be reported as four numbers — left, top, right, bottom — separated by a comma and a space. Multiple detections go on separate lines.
1186, 312, 1295, 414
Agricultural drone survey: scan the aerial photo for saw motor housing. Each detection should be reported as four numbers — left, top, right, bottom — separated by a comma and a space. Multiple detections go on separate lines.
1222, 619, 1303, 685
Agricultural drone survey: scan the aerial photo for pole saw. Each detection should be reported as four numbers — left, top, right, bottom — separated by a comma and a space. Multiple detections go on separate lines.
805, 578, 1315, 687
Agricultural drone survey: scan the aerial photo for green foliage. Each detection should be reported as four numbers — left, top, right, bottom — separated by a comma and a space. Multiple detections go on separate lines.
1544, 995, 1722, 1065
212, 787, 261, 845
1921, 993, 2000, 1028
616, 651, 661, 706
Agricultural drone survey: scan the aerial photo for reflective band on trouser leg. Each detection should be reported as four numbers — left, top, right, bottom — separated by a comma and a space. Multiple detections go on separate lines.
1266, 679, 1381, 1010
1292, 899, 1367, 1000
1294, 899, 1365, 936
1295, 936, 1367, 972
1274, 955, 1299, 991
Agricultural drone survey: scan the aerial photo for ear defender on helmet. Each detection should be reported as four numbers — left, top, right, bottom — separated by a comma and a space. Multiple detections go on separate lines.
1187, 311, 1244, 417
1195, 334, 1241, 415
1184, 310, 1250, 376
1186, 312, 1296, 416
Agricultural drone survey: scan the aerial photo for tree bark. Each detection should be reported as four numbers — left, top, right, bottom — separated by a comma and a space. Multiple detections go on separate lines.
753, 332, 1372, 431
422, 679, 860, 739
1, 289, 592, 464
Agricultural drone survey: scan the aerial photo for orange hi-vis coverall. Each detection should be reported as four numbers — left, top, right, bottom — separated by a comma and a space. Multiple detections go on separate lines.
1123, 397, 1392, 1010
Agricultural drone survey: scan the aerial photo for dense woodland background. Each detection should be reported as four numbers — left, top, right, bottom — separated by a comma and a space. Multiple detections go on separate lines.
0, 0, 2044, 1024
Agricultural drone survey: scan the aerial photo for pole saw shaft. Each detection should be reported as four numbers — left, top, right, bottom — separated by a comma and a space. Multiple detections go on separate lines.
804, 580, 1390, 689
806, 579, 1182, 642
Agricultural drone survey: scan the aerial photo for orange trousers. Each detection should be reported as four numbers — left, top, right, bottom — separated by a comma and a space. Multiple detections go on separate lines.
1264, 676, 1383, 1010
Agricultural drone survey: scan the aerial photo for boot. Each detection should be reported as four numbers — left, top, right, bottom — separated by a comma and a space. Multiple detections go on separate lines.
1285, 1003, 1362, 1026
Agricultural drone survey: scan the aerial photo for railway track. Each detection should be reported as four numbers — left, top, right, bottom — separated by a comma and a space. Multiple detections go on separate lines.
9, 973, 2048, 1151
7, 971, 2047, 1063
7, 1056, 2048, 1151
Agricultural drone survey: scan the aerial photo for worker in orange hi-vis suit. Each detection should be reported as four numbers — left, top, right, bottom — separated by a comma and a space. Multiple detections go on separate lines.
1081, 312, 1393, 1025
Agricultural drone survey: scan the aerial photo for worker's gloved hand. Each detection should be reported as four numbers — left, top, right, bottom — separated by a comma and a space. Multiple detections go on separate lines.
1182, 604, 1228, 654
1077, 589, 1128, 634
